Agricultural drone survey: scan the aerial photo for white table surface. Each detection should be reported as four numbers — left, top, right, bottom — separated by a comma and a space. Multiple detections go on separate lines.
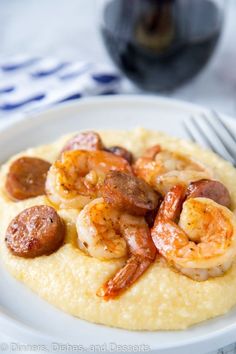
1, 1, 236, 353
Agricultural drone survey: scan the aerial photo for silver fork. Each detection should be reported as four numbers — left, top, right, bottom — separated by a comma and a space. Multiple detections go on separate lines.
183, 110, 236, 167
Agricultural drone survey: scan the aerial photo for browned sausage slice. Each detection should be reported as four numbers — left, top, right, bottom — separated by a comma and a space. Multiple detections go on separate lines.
5, 205, 65, 258
61, 131, 104, 154
5, 157, 51, 201
186, 179, 231, 208
105, 146, 133, 164
102, 171, 160, 216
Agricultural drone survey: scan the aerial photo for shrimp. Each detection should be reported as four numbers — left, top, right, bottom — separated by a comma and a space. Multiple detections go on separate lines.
151, 185, 236, 281
76, 198, 156, 300
133, 145, 213, 195
76, 198, 127, 260
46, 150, 132, 209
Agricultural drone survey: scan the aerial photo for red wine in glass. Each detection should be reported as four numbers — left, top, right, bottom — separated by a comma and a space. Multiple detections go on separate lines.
100, 0, 224, 92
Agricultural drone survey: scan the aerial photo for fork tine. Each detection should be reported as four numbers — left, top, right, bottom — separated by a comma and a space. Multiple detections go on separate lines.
202, 113, 236, 165
185, 115, 236, 166
212, 110, 236, 145
183, 120, 197, 143
189, 117, 220, 153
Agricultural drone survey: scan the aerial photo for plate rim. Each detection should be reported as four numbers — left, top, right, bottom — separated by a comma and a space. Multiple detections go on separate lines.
2, 94, 235, 135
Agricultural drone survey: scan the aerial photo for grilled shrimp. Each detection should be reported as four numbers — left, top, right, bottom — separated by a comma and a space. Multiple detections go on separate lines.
76, 198, 156, 300
133, 145, 213, 195
151, 185, 236, 281
46, 150, 132, 209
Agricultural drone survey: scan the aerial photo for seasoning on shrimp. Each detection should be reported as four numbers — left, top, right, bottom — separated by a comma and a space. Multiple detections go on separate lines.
46, 150, 132, 209
133, 145, 213, 195
151, 185, 236, 281
76, 198, 156, 300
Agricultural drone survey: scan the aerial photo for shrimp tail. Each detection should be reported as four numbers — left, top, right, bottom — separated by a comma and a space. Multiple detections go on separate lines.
157, 184, 186, 222
151, 185, 188, 259
97, 255, 153, 301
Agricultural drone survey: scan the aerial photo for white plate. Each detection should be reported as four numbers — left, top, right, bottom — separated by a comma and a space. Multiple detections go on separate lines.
0, 96, 236, 354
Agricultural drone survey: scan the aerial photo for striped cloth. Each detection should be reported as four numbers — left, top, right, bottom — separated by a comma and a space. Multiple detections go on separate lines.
0, 55, 121, 117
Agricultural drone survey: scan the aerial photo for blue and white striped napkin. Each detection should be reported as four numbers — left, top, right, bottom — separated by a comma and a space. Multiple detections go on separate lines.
0, 55, 121, 117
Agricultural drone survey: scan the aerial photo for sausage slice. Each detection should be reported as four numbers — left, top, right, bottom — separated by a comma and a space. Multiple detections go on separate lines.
61, 131, 104, 154
5, 157, 51, 201
102, 171, 160, 216
61, 132, 134, 165
186, 179, 231, 208
5, 205, 65, 258
105, 146, 133, 164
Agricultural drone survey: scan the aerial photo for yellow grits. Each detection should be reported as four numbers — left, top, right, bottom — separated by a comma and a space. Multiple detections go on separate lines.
0, 128, 236, 330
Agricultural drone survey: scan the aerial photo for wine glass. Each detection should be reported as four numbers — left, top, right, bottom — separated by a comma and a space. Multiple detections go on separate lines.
98, 0, 226, 92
